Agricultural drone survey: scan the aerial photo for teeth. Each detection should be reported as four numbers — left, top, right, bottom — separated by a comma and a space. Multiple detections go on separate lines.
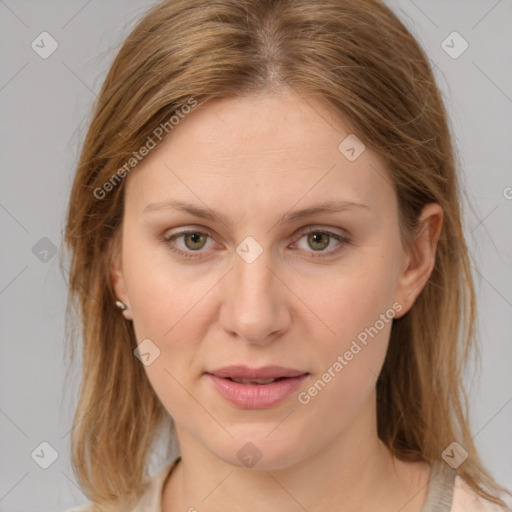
230, 377, 277, 385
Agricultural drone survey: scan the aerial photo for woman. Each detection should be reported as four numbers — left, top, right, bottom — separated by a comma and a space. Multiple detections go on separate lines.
63, 0, 511, 511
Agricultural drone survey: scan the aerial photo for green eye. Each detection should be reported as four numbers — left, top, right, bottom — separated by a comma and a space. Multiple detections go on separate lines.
162, 227, 351, 260
162, 229, 212, 258
295, 229, 350, 259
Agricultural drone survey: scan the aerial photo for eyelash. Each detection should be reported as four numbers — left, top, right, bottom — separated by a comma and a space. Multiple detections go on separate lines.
161, 227, 351, 260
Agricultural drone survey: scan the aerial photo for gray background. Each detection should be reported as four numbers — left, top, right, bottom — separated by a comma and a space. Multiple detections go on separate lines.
0, 1, 511, 511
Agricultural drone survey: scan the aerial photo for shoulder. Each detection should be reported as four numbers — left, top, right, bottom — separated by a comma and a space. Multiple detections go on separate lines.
62, 455, 181, 512
451, 475, 512, 512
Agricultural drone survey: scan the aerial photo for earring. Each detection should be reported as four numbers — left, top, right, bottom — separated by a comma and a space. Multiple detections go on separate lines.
115, 300, 128, 311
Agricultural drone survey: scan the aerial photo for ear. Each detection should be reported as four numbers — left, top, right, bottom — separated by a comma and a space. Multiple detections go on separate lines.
109, 234, 133, 321
393, 203, 443, 319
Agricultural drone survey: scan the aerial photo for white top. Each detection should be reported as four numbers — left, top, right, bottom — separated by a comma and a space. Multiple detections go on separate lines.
65, 456, 512, 512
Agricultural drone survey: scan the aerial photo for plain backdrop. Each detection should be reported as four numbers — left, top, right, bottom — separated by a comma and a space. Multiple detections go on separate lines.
0, 1, 511, 511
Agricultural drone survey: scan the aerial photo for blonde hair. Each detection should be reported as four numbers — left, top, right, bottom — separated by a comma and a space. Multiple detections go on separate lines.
63, 0, 511, 509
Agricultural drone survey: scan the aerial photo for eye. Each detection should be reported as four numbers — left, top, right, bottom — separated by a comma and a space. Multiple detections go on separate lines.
293, 228, 351, 259
161, 227, 351, 260
161, 229, 214, 258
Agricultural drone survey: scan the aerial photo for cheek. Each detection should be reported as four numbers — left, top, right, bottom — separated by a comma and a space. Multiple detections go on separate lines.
307, 247, 399, 346
122, 232, 204, 340
121, 233, 213, 405
123, 251, 204, 420
297, 275, 394, 424
295, 246, 399, 399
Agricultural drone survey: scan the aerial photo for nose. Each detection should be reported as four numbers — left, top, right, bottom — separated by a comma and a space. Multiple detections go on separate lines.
219, 245, 291, 346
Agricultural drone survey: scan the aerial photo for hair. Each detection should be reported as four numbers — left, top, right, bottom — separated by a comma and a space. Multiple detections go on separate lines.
63, 0, 511, 509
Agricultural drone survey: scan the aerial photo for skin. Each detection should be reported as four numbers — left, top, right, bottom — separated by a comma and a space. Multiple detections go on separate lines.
111, 87, 443, 512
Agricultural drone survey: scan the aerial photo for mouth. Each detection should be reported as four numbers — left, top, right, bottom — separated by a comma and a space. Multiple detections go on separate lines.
205, 366, 309, 408
206, 364, 308, 380
222, 376, 291, 385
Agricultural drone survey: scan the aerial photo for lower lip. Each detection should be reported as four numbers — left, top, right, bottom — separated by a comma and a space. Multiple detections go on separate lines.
206, 373, 308, 409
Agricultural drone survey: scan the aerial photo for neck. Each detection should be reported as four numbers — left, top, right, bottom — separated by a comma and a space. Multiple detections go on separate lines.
163, 392, 429, 512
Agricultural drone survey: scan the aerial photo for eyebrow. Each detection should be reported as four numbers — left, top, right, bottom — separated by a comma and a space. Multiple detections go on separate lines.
142, 199, 371, 228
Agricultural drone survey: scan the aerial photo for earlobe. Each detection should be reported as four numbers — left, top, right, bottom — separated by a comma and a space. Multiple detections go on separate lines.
393, 203, 443, 318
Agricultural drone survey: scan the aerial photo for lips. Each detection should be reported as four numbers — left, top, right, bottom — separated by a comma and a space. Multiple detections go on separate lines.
207, 365, 307, 380
206, 368, 309, 409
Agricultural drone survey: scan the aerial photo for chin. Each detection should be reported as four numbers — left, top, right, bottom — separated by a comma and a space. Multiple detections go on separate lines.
213, 433, 306, 471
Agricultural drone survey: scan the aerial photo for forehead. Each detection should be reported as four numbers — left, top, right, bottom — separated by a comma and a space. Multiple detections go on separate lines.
125, 89, 395, 220
164, 90, 352, 165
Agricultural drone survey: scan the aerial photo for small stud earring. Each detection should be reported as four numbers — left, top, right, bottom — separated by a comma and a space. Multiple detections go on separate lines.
115, 300, 128, 311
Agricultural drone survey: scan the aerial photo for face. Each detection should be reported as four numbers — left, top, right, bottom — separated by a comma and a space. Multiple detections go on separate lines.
111, 88, 439, 470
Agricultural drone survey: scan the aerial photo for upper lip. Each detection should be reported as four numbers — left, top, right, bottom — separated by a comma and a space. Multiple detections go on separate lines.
207, 365, 308, 379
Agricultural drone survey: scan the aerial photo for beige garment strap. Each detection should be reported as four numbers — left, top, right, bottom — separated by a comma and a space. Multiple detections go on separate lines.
421, 460, 457, 512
